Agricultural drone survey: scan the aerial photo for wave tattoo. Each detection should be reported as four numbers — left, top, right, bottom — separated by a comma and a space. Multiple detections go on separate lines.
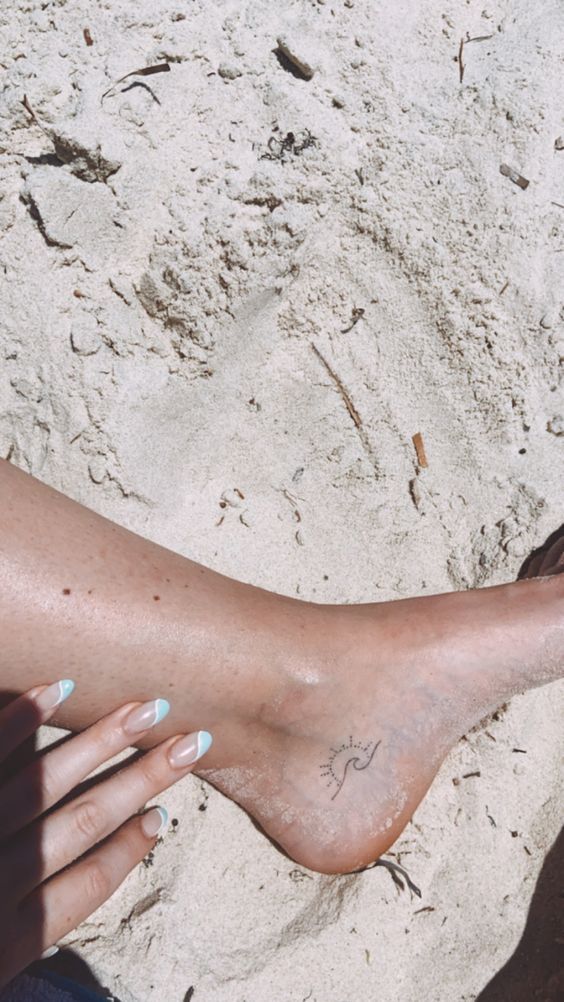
320, 737, 381, 801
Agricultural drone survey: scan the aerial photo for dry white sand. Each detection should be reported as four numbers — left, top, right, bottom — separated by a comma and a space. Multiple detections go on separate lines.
1, 1, 563, 999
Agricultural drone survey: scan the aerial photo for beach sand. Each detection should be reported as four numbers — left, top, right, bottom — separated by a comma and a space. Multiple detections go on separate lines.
1, 1, 563, 999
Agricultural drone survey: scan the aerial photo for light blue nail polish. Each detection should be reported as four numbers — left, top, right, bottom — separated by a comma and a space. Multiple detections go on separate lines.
155, 806, 169, 834
58, 679, 75, 704
197, 731, 213, 758
154, 699, 170, 724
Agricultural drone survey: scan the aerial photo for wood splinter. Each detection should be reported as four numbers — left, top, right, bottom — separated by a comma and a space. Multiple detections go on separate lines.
412, 432, 428, 469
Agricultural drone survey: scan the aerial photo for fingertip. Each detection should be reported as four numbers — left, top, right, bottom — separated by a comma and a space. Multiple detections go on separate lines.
140, 806, 169, 838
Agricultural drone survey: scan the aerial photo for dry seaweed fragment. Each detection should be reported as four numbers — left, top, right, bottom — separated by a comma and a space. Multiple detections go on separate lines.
341, 307, 365, 333
500, 163, 530, 190
102, 63, 171, 100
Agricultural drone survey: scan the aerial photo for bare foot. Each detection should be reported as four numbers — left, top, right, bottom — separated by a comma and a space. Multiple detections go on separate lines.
199, 558, 564, 874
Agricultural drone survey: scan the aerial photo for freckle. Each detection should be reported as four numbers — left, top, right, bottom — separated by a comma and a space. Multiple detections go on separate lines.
88, 590, 93, 595
153, 595, 160, 601
62, 588, 71, 595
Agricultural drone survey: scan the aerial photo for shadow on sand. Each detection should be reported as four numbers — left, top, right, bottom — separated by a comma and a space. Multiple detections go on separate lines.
477, 826, 563, 1001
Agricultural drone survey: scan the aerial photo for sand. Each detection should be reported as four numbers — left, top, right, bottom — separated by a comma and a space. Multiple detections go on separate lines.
1, 0, 563, 999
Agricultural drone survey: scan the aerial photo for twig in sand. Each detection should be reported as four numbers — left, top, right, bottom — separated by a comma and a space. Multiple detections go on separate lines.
83, 28, 94, 47
486, 805, 497, 828
465, 33, 494, 43
311, 342, 382, 477
101, 63, 171, 101
499, 280, 509, 296
21, 95, 49, 135
458, 33, 493, 84
500, 163, 530, 190
412, 432, 428, 469
458, 38, 465, 84
311, 342, 362, 430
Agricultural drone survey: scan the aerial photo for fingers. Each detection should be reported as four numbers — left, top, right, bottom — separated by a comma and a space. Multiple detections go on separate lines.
0, 695, 172, 840
7, 807, 169, 985
0, 680, 75, 763
3, 730, 212, 901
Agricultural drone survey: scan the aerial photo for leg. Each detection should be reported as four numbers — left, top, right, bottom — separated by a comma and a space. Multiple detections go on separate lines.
1, 459, 562, 873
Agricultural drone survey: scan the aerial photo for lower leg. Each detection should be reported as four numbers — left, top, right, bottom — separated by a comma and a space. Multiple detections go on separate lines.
1, 459, 562, 872
0, 458, 316, 753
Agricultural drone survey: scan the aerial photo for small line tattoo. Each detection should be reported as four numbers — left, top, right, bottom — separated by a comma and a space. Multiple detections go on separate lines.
320, 736, 381, 800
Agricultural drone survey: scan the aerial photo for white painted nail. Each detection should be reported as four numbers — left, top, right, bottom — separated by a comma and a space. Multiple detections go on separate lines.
123, 699, 170, 735
40, 946, 59, 960
35, 680, 75, 713
141, 806, 169, 838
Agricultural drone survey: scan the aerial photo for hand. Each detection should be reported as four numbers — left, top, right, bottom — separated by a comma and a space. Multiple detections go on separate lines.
0, 680, 212, 989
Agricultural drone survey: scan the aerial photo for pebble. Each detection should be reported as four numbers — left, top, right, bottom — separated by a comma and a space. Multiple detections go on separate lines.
547, 415, 564, 436
218, 63, 242, 80
88, 457, 107, 484
555, 136, 564, 150
70, 316, 100, 356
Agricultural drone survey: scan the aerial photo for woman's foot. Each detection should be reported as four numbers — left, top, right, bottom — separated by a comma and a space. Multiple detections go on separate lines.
2, 462, 561, 876
197, 546, 564, 874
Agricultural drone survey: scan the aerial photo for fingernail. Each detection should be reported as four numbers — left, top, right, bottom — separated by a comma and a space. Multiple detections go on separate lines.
123, 699, 170, 736
141, 806, 169, 837
40, 946, 59, 960
35, 680, 75, 713
168, 730, 213, 768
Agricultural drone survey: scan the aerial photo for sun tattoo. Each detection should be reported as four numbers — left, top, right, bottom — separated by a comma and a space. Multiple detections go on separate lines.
320, 736, 381, 801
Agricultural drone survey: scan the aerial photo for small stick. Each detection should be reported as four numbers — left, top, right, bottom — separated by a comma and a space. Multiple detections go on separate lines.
311, 342, 362, 430
83, 28, 94, 47
21, 95, 49, 135
465, 33, 494, 43
462, 770, 481, 779
412, 432, 428, 469
500, 163, 530, 190
499, 280, 509, 296
458, 38, 465, 84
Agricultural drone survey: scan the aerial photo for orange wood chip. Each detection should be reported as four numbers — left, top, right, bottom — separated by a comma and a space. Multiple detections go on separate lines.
412, 432, 428, 468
